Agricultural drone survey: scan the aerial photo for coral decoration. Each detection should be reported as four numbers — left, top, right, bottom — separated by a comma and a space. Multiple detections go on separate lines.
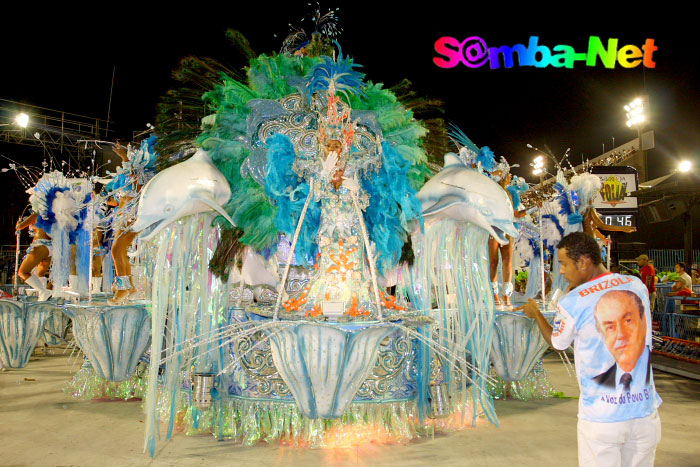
283, 284, 312, 312
380, 291, 406, 311
305, 304, 323, 317
345, 292, 370, 317
325, 239, 358, 278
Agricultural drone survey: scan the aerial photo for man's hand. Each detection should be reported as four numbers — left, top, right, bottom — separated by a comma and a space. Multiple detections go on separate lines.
515, 298, 540, 319
516, 298, 554, 347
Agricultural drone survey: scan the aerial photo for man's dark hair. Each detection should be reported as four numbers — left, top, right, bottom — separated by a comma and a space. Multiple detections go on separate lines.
677, 262, 687, 271
557, 232, 603, 265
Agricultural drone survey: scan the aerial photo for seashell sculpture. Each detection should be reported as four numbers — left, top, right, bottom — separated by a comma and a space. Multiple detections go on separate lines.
490, 310, 556, 381
266, 323, 396, 419
0, 299, 56, 368
63, 303, 151, 382
43, 309, 70, 345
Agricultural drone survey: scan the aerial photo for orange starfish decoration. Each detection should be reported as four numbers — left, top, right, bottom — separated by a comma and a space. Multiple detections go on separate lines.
305, 304, 323, 317
379, 291, 406, 311
283, 284, 312, 313
326, 239, 358, 279
345, 292, 370, 317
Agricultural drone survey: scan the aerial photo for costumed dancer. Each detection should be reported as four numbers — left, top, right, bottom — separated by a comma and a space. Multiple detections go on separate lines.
570, 172, 636, 240
445, 125, 524, 308
16, 171, 82, 300
90, 207, 106, 293
108, 136, 157, 305
16, 212, 52, 301
488, 159, 528, 308
263, 71, 421, 318
550, 171, 635, 295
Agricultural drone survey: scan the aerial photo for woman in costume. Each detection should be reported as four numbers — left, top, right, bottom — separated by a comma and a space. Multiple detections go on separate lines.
443, 125, 525, 308
549, 171, 635, 294
16, 213, 52, 300
16, 171, 83, 300
488, 161, 528, 308
108, 137, 157, 304
272, 82, 397, 318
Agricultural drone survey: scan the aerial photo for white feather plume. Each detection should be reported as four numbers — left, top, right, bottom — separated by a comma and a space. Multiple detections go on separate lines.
569, 173, 602, 210
541, 215, 563, 248
51, 190, 80, 231
515, 233, 534, 262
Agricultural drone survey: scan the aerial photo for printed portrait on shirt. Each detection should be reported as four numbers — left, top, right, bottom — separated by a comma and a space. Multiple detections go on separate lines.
592, 290, 648, 388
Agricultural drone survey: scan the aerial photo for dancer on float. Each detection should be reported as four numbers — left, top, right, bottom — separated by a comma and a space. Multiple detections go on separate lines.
275, 81, 400, 318
16, 212, 52, 300
108, 137, 157, 305
16, 171, 83, 300
550, 170, 635, 295
488, 158, 528, 309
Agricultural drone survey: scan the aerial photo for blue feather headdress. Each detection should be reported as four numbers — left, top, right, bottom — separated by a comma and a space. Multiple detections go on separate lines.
447, 122, 480, 155
477, 147, 497, 173
306, 44, 365, 104
553, 181, 578, 217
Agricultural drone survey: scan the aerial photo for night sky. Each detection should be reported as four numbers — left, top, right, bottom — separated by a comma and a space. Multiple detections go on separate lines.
0, 5, 697, 248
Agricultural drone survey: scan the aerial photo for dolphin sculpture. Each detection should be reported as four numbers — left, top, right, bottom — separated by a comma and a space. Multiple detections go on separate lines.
131, 148, 235, 241
417, 153, 518, 245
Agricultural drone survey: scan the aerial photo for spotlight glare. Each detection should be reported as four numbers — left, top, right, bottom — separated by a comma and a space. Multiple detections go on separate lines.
15, 113, 29, 128
679, 160, 692, 173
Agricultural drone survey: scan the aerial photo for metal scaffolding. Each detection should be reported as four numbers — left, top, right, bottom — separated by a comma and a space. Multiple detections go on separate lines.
0, 98, 115, 161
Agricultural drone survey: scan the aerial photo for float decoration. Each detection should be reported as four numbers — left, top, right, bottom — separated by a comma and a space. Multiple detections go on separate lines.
0, 299, 56, 368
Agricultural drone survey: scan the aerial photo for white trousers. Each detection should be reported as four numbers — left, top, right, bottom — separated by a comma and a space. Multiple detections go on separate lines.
577, 411, 661, 467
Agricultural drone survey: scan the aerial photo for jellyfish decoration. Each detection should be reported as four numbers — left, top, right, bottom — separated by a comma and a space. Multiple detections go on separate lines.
400, 153, 520, 426
0, 299, 56, 368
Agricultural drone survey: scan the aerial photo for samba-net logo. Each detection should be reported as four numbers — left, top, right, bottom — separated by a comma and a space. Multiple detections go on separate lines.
434, 36, 657, 69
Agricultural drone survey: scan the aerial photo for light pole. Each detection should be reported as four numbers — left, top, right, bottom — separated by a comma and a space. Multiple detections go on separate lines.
625, 97, 647, 181
530, 155, 547, 303
677, 160, 694, 265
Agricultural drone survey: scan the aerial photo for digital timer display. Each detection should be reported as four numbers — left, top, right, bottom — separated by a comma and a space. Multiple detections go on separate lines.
602, 214, 636, 228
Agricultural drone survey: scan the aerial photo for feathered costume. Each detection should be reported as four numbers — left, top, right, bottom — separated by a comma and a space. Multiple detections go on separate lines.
550, 170, 602, 293
197, 49, 430, 316
28, 171, 84, 290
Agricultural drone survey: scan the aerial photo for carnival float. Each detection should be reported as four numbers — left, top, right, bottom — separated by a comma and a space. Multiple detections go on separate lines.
0, 14, 634, 455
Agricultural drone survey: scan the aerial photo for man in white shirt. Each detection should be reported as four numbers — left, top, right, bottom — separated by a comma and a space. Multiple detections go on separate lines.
669, 262, 692, 295
518, 232, 662, 466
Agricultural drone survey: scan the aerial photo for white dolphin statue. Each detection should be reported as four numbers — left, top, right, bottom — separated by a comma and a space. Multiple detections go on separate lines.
131, 148, 235, 241
417, 153, 518, 245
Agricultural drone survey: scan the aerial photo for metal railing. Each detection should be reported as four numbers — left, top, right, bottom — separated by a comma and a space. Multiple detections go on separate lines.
653, 336, 700, 364
647, 249, 700, 271
652, 311, 700, 343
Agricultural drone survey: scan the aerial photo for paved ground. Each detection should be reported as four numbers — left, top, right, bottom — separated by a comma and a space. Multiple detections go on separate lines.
1, 350, 698, 466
